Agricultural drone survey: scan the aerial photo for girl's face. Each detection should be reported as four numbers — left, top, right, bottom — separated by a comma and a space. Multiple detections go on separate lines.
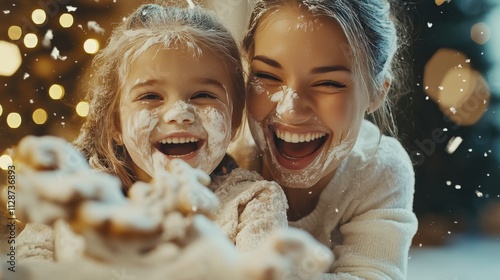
247, 7, 370, 188
119, 46, 233, 182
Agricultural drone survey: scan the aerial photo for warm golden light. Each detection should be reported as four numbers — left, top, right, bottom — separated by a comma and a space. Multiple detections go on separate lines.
59, 13, 74, 28
83, 39, 100, 54
0, 155, 13, 170
0, 41, 22, 76
8, 25, 22, 40
76, 101, 90, 117
7, 112, 22, 128
471, 22, 491, 45
0, 104, 3, 116
24, 33, 38, 48
32, 9, 47, 25
49, 84, 65, 100
33, 108, 48, 124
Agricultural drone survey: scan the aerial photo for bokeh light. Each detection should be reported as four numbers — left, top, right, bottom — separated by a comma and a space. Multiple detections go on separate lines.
76, 101, 90, 117
49, 84, 65, 100
0, 155, 13, 170
7, 112, 22, 128
31, 9, 47, 25
24, 33, 38, 48
471, 22, 491, 45
60, 13, 74, 28
7, 25, 22, 40
0, 41, 22, 76
83, 39, 100, 54
0, 104, 3, 116
32, 108, 48, 125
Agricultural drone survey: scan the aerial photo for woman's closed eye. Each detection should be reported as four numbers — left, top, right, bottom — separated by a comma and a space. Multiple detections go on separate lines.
254, 72, 281, 83
313, 80, 347, 89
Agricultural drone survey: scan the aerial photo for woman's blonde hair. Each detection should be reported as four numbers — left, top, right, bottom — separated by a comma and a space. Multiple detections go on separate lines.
74, 2, 245, 190
243, 0, 411, 137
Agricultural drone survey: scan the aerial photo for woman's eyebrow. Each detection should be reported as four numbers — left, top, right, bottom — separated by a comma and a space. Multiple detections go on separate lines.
311, 65, 351, 74
252, 55, 282, 69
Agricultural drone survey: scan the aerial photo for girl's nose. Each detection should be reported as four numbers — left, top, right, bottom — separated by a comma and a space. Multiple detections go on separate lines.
163, 101, 196, 124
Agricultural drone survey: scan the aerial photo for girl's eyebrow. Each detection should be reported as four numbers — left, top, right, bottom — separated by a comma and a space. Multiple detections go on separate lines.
130, 79, 162, 91
252, 55, 351, 74
194, 77, 226, 92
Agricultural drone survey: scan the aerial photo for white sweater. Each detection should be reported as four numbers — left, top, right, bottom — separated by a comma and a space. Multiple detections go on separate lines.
288, 120, 418, 280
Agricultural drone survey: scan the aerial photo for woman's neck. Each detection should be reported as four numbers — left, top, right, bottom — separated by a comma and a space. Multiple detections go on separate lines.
262, 165, 335, 222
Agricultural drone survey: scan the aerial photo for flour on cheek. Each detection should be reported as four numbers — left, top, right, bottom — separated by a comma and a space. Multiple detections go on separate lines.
123, 109, 159, 176
196, 106, 231, 174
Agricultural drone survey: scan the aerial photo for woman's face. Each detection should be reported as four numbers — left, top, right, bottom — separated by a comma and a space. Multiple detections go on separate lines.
247, 7, 370, 188
119, 46, 233, 182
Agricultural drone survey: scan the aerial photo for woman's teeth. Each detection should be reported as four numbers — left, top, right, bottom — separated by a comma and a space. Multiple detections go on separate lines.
275, 130, 326, 143
159, 137, 199, 144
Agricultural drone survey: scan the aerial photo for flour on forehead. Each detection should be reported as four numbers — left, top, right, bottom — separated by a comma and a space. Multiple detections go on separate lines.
292, 15, 322, 32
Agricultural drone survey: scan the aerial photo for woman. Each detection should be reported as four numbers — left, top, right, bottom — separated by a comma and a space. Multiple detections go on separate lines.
234, 0, 418, 279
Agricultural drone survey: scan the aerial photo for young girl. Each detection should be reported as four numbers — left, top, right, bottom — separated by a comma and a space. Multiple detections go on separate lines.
15, 2, 302, 264
231, 0, 419, 279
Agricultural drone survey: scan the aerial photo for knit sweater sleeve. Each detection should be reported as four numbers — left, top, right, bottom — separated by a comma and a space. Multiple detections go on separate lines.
291, 129, 418, 280
210, 168, 288, 252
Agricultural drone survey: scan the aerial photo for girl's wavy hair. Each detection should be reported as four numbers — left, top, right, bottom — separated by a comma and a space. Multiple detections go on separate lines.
243, 0, 411, 137
74, 3, 246, 190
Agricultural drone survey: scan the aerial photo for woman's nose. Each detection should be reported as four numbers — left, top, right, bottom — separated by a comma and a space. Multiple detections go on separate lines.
162, 101, 196, 124
275, 86, 313, 124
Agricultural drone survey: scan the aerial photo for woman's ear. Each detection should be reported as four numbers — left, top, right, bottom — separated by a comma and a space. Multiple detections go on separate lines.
367, 78, 391, 114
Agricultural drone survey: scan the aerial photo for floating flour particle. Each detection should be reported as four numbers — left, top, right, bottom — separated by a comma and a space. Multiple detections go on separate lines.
476, 190, 484, 198
427, 22, 433, 28
42, 30, 53, 48
66, 6, 77, 12
87, 21, 105, 34
3, 10, 10, 14
50, 47, 67, 61
445, 136, 462, 154
23, 73, 30, 80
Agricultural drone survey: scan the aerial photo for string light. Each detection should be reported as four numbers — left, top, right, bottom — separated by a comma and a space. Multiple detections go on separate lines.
8, 26, 22, 40
0, 104, 3, 116
31, 9, 47, 25
0, 155, 13, 170
76, 101, 90, 117
33, 108, 48, 124
0, 41, 22, 76
24, 33, 38, 48
49, 84, 65, 100
83, 39, 100, 54
7, 112, 22, 128
60, 13, 74, 28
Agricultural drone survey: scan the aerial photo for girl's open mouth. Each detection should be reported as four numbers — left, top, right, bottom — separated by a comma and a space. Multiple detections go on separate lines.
270, 127, 328, 170
154, 136, 203, 158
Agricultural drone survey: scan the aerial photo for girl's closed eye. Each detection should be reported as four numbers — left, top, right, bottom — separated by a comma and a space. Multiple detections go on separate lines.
191, 91, 218, 100
138, 92, 163, 101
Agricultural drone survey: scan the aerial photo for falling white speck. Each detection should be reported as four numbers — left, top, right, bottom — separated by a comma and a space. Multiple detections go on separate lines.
450, 107, 457, 114
484, 152, 488, 157
458, 64, 463, 68
29, 99, 33, 104
427, 22, 433, 28
87, 21, 105, 34
42, 29, 54, 48
335, 208, 339, 213
443, 128, 448, 132
476, 190, 484, 198
455, 185, 462, 190
439, 86, 444, 90
66, 6, 77, 12
445, 136, 463, 154
308, 191, 312, 194
50, 47, 67, 61
447, 231, 451, 234
446, 181, 452, 186
425, 86, 429, 90
425, 96, 429, 100
23, 73, 30, 80
468, 149, 473, 152
466, 59, 471, 63
3, 10, 10, 14
487, 173, 490, 177
419, 243, 422, 247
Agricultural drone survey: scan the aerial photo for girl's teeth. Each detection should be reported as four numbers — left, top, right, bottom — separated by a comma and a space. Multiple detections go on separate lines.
159, 137, 198, 144
276, 130, 326, 143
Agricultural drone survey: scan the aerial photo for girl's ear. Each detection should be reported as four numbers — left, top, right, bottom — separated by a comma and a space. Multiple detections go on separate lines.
367, 78, 391, 114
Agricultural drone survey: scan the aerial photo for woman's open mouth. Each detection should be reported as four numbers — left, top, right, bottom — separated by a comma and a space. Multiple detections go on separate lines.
154, 136, 203, 160
270, 127, 328, 170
